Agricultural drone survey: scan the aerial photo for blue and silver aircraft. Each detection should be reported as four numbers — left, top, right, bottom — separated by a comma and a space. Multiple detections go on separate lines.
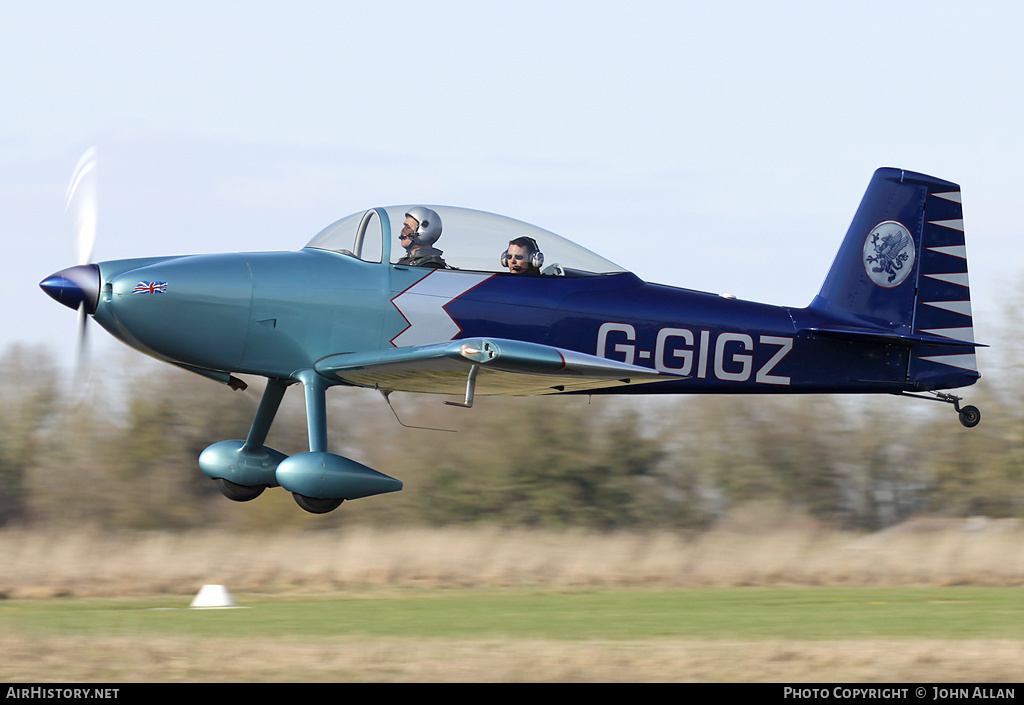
41, 162, 982, 514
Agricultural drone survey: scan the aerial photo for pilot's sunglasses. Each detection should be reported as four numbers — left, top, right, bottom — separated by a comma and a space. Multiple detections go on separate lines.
507, 253, 526, 261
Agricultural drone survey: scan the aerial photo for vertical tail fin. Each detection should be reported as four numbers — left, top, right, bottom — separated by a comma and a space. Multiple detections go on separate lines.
808, 168, 980, 391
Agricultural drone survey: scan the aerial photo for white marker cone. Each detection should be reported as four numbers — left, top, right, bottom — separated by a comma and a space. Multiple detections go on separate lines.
189, 584, 237, 608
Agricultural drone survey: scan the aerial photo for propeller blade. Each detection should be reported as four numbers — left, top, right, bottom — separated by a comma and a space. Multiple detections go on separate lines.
66, 147, 97, 266
66, 147, 98, 385
76, 302, 90, 377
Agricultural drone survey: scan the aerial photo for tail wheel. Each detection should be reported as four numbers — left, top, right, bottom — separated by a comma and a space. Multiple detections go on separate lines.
958, 405, 981, 428
293, 493, 344, 514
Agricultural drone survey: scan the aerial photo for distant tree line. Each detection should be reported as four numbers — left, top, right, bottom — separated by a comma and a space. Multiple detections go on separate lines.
0, 333, 1020, 532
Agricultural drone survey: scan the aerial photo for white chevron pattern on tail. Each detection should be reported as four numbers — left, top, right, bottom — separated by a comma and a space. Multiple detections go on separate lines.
913, 187, 978, 376
926, 245, 967, 259
917, 354, 978, 372
922, 300, 973, 317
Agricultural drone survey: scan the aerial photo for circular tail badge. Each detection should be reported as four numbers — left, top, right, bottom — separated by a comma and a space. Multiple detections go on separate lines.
863, 220, 915, 288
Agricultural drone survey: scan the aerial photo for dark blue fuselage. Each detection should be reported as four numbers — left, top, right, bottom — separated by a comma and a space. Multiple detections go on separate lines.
445, 271, 908, 395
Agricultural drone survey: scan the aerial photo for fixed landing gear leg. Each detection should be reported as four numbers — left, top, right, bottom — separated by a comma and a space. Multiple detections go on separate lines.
200, 377, 292, 497
276, 371, 402, 514
296, 370, 329, 453
243, 377, 289, 453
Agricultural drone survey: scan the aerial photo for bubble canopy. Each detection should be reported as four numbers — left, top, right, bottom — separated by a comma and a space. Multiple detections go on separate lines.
304, 205, 626, 276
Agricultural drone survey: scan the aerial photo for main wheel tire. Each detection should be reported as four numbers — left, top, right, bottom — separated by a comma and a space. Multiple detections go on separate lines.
293, 493, 344, 514
215, 478, 265, 502
959, 405, 981, 428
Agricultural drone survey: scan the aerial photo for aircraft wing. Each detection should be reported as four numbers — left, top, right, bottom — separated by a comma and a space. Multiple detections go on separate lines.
315, 337, 682, 397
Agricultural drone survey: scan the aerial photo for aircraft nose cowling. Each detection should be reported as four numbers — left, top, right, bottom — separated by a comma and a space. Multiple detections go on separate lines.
100, 253, 253, 371
40, 264, 100, 314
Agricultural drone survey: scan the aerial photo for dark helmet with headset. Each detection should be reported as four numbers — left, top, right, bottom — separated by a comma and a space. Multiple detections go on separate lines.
501, 236, 544, 270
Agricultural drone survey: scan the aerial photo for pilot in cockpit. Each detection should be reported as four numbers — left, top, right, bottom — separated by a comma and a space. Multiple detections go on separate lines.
397, 206, 448, 268
502, 236, 544, 275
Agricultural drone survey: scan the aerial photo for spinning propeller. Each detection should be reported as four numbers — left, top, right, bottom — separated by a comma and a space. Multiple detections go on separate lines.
39, 148, 102, 377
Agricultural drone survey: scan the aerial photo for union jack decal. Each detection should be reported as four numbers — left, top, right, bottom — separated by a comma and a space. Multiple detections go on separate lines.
132, 281, 167, 294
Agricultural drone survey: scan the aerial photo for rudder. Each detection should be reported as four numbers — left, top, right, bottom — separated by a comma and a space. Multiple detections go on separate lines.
906, 174, 980, 390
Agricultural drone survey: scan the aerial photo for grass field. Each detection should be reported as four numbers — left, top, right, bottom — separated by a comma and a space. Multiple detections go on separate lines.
1, 519, 1023, 682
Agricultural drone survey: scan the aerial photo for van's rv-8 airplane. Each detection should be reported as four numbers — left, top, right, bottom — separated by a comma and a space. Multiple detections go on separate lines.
41, 160, 982, 514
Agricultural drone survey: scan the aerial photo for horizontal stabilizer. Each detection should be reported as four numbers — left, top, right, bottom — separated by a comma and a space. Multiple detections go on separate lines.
802, 326, 985, 348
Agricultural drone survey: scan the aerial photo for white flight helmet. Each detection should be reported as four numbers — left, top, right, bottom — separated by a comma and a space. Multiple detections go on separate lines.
405, 206, 442, 247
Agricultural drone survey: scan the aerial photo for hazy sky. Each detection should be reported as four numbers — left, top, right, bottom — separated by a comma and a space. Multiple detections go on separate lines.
3, 1, 1021, 375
